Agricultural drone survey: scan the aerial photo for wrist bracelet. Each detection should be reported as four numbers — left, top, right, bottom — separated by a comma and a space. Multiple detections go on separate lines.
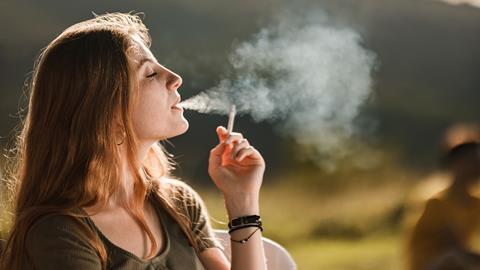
228, 215, 261, 229
228, 224, 263, 234
230, 227, 262, 244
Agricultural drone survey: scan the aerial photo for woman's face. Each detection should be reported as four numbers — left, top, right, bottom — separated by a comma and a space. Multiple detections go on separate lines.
128, 35, 189, 143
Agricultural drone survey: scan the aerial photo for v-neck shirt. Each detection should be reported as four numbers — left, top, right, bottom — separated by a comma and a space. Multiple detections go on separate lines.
24, 179, 221, 270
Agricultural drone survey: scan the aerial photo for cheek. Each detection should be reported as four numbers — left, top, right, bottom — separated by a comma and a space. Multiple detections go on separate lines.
131, 87, 169, 137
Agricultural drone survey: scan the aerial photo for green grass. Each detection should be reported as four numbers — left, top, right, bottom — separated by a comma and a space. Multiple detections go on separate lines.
289, 235, 403, 270
196, 172, 414, 270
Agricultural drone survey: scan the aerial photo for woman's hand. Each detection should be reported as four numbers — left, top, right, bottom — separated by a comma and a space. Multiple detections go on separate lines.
208, 126, 265, 217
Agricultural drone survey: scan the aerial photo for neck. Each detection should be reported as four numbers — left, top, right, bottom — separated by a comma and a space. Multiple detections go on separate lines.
448, 174, 475, 199
450, 179, 468, 193
109, 140, 153, 208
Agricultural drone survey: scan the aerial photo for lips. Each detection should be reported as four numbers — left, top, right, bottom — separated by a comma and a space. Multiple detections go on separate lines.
171, 97, 182, 109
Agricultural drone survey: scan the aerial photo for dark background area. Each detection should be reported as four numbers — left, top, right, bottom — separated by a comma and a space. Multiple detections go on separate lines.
1, 0, 479, 184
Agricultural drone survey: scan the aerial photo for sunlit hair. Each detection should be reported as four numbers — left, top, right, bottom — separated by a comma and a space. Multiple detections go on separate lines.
0, 12, 200, 269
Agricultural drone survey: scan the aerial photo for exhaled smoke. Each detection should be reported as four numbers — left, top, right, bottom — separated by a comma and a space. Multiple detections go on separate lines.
180, 12, 376, 165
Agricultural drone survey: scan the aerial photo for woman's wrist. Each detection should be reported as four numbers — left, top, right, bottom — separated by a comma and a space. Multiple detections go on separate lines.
224, 192, 260, 218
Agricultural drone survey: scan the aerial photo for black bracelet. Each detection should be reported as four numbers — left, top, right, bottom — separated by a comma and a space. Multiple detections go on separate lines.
228, 224, 263, 234
230, 226, 262, 244
228, 215, 261, 229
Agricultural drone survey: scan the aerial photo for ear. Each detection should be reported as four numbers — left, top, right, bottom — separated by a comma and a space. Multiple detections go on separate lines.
112, 111, 125, 134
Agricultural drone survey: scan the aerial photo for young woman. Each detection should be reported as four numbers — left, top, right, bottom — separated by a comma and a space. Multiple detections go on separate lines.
0, 13, 267, 270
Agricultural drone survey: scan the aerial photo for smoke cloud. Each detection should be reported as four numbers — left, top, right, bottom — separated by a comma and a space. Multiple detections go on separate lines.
180, 11, 377, 165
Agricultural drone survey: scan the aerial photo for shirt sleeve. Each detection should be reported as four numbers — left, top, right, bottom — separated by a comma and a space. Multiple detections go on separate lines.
25, 214, 102, 270
165, 179, 222, 252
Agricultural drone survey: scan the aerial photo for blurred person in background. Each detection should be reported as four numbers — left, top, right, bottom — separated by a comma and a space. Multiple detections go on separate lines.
406, 139, 480, 270
405, 124, 480, 210
0, 13, 268, 270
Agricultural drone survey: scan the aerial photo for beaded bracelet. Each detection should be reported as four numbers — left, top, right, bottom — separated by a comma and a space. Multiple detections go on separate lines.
228, 223, 264, 234
229, 225, 263, 244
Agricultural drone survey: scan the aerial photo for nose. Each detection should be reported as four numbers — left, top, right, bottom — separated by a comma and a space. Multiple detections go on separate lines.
164, 67, 182, 91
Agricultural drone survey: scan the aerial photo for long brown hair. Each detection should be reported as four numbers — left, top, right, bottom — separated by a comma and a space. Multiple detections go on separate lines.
1, 12, 200, 269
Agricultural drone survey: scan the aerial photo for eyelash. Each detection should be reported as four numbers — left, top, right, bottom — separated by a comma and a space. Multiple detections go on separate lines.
146, 72, 157, 79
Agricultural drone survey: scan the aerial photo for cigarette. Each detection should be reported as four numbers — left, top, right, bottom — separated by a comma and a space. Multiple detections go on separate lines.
227, 104, 236, 134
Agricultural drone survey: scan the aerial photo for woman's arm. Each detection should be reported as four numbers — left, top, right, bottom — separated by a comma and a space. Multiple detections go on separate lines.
201, 126, 267, 270
199, 248, 231, 269
198, 192, 265, 270
225, 193, 266, 270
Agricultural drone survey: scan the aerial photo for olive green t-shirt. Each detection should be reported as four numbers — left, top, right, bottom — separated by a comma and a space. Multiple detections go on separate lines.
24, 179, 221, 270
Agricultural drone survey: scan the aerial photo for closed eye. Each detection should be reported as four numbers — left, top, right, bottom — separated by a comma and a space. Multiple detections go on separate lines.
146, 72, 157, 78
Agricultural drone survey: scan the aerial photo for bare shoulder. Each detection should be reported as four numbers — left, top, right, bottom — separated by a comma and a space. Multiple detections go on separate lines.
423, 197, 444, 213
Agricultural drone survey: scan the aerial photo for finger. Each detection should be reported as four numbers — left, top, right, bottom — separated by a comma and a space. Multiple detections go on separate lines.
216, 126, 229, 143
210, 142, 227, 157
209, 142, 228, 166
225, 132, 243, 144
215, 126, 244, 144
231, 139, 250, 159
235, 146, 259, 162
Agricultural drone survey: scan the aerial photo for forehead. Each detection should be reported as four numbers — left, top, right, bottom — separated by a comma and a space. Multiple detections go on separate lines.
127, 35, 156, 68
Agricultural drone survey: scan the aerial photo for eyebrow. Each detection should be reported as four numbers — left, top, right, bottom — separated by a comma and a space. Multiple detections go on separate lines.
137, 57, 156, 70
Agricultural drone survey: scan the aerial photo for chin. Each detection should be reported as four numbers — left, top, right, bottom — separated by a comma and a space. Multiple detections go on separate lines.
164, 120, 189, 139
177, 120, 189, 135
